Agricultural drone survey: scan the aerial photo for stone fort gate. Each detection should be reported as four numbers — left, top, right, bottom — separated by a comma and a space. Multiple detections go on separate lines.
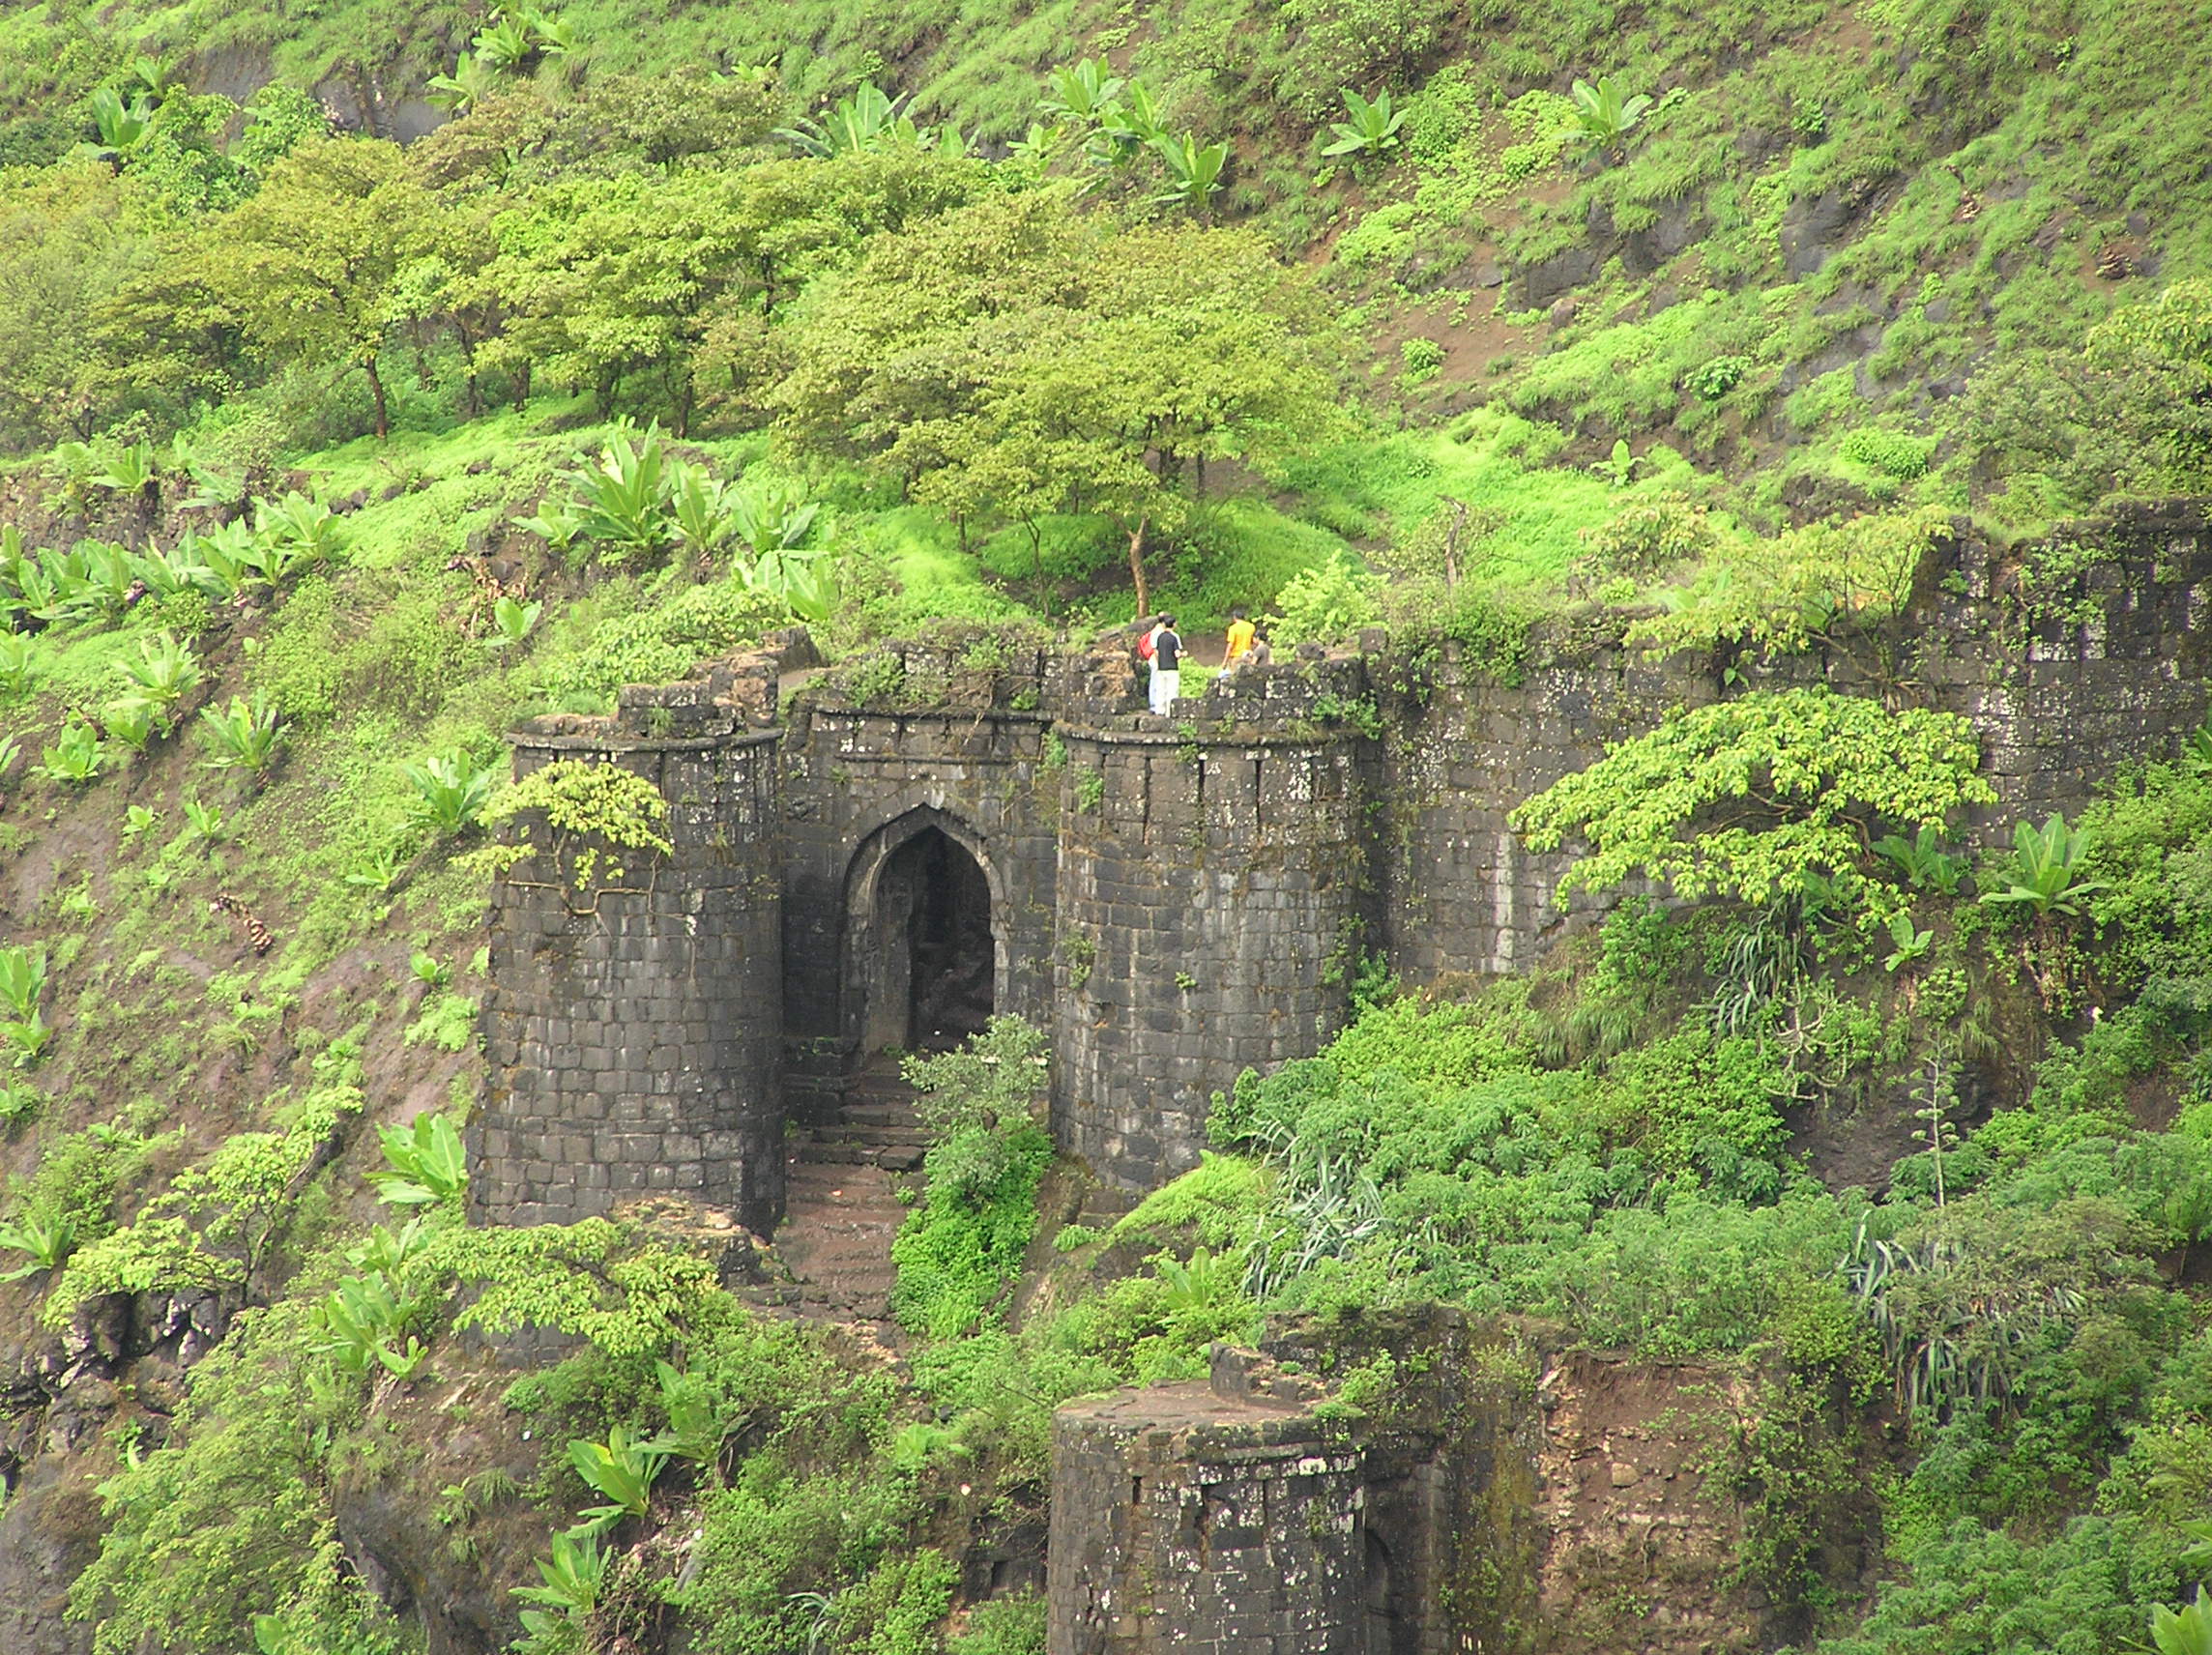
473, 505, 2212, 1234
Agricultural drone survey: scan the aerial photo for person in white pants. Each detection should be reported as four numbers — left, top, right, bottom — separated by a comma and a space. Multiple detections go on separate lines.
1148, 614, 1182, 716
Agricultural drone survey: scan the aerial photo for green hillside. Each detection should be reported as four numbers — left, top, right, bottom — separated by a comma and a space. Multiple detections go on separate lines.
3, 0, 2212, 1651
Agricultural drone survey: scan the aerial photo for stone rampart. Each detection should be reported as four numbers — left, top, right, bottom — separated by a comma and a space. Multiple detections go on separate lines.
477, 501, 2212, 1224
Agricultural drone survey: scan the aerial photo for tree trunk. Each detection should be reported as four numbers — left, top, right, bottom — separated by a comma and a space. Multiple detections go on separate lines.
364, 355, 390, 439
1126, 514, 1150, 619
1027, 519, 1049, 614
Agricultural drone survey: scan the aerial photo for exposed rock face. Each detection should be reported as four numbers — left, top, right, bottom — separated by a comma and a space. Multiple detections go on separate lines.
480, 503, 2212, 1218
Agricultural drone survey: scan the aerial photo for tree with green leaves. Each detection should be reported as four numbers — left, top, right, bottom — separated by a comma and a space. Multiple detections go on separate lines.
1511, 687, 1996, 910
135, 137, 433, 438
774, 191, 1340, 613
0, 162, 150, 450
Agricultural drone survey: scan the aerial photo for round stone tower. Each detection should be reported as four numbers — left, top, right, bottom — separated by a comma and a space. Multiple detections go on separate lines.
1049, 1378, 1368, 1655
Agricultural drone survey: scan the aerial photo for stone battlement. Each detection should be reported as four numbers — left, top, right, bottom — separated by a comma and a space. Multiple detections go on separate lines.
475, 501, 2212, 1230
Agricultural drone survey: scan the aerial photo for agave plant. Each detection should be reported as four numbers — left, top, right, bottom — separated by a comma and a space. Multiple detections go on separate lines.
0, 633, 34, 699
370, 1112, 469, 1206
186, 520, 259, 598
104, 697, 158, 752
197, 693, 286, 775
1569, 76, 1653, 156
122, 631, 200, 710
93, 440, 160, 499
1151, 131, 1229, 211
1978, 813, 2109, 917
776, 82, 909, 158
131, 538, 216, 599
1088, 81, 1166, 167
513, 1530, 606, 1627
1041, 57, 1125, 122
524, 7, 576, 56
427, 51, 497, 114
670, 462, 740, 558
567, 427, 676, 563
402, 751, 500, 834
1873, 824, 1967, 895
251, 491, 342, 576
472, 13, 537, 71
38, 721, 104, 785
2152, 1590, 2212, 1655
0, 944, 45, 1020
0, 1211, 77, 1281
81, 87, 156, 161
1321, 87, 1406, 159
740, 549, 838, 624
729, 479, 818, 559
567, 1423, 667, 1528
485, 594, 543, 648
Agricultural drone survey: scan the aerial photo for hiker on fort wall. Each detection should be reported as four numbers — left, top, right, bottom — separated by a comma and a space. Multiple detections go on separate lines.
1146, 613, 1182, 716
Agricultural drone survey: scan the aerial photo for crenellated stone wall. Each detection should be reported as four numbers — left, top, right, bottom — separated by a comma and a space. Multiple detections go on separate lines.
477, 501, 2212, 1227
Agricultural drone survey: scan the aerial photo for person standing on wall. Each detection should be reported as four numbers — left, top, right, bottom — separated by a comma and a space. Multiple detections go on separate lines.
1220, 605, 1256, 677
1148, 613, 1182, 716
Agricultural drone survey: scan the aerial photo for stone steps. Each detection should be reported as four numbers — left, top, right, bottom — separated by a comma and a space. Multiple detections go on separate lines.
761, 1060, 929, 1332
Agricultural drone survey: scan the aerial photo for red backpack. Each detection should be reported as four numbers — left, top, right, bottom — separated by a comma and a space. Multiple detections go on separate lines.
1136, 625, 1158, 662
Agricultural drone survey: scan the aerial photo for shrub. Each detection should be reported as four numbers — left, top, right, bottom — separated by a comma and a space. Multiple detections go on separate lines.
1840, 426, 1936, 479
1511, 687, 1994, 909
402, 751, 500, 835
1265, 551, 1380, 647
1684, 355, 1751, 400
197, 694, 286, 774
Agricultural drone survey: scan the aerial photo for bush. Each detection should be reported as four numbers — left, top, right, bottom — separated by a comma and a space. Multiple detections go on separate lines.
1840, 426, 1936, 480
1264, 551, 1380, 647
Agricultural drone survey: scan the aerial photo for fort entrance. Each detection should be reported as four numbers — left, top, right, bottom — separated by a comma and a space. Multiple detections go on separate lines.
870, 825, 996, 1052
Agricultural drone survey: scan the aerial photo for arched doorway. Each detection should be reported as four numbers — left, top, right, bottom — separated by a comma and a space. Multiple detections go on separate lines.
852, 821, 998, 1056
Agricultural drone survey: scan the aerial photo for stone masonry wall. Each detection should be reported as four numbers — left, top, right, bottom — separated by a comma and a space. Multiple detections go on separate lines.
1053, 719, 1370, 1192
778, 700, 1062, 1123
474, 726, 785, 1234
1378, 501, 2212, 978
478, 502, 2212, 1230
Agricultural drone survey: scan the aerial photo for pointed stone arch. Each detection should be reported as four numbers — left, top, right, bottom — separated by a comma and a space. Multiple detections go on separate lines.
840, 804, 1006, 1057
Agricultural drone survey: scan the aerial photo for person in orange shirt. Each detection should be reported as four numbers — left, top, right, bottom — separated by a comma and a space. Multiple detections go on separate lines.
1221, 605, 1256, 676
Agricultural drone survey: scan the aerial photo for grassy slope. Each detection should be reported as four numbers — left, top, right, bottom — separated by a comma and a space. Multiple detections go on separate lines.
2, 0, 2212, 1650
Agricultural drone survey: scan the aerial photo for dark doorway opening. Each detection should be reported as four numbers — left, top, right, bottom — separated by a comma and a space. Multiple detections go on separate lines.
880, 828, 995, 1051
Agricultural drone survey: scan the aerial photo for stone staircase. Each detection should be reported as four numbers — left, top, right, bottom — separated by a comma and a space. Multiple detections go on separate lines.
755, 1060, 929, 1330
799, 1060, 931, 1172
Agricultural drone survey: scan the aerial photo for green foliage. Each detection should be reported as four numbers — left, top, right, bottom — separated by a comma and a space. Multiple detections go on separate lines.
402, 750, 500, 835
480, 757, 673, 891
948, 1592, 1045, 1655
1873, 825, 1968, 895
2153, 1590, 2212, 1655
38, 719, 104, 785
567, 1422, 667, 1531
1979, 813, 2110, 918
367, 1113, 468, 1207
893, 1021, 1056, 1338
0, 1208, 78, 1280
1265, 550, 1379, 646
1568, 77, 1654, 155
513, 1529, 607, 1631
1322, 87, 1407, 159
1512, 687, 1994, 907
561, 425, 677, 565
197, 693, 287, 774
